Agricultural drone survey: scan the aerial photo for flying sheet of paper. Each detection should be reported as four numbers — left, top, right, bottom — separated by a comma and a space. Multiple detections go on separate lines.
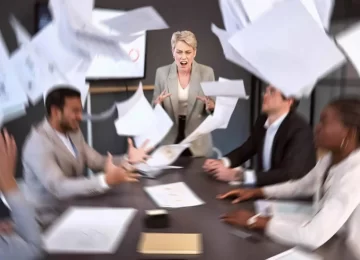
144, 182, 204, 208
336, 22, 360, 77
1, 103, 27, 125
43, 207, 137, 253
240, 0, 323, 29
82, 103, 117, 122
211, 24, 265, 79
143, 144, 190, 168
213, 96, 239, 129
218, 0, 249, 34
102, 6, 169, 35
114, 83, 156, 136
201, 79, 248, 98
313, 0, 335, 31
50, 0, 130, 61
134, 104, 174, 149
267, 248, 323, 260
228, 0, 345, 98
9, 15, 32, 46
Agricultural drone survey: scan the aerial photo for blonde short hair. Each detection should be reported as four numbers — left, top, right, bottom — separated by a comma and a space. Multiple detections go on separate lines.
171, 31, 197, 51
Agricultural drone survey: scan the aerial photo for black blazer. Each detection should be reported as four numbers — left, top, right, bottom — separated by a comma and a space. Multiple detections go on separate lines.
225, 112, 317, 186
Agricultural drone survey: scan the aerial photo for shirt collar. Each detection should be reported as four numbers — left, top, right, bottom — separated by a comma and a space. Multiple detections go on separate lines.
264, 113, 288, 129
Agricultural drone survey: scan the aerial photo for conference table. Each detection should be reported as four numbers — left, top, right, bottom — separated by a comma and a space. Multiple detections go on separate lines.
46, 158, 357, 260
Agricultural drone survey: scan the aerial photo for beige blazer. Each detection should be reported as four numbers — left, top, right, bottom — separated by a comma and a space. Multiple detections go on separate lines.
22, 118, 125, 211
152, 61, 215, 157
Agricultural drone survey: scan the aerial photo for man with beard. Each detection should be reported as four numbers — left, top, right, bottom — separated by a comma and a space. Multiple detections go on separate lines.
22, 86, 150, 222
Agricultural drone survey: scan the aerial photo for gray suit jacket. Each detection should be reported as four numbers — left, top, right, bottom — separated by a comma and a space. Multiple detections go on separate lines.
152, 61, 215, 157
22, 119, 125, 212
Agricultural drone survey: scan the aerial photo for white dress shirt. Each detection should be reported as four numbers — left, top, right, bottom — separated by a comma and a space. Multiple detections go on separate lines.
263, 149, 360, 258
178, 81, 189, 116
55, 131, 109, 189
222, 113, 288, 184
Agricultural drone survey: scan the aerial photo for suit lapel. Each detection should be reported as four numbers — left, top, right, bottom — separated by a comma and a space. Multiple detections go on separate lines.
186, 61, 202, 120
41, 119, 81, 167
270, 114, 290, 166
167, 62, 179, 124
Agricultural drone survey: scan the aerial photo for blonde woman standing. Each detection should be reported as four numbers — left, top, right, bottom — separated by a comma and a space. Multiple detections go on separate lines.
152, 31, 215, 157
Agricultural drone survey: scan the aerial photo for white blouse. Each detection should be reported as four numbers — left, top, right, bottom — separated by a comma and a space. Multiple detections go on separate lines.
263, 149, 360, 258
178, 80, 189, 116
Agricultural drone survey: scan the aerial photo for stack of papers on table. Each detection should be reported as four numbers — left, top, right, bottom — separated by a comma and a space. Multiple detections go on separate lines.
43, 207, 137, 253
137, 233, 203, 255
144, 182, 204, 208
267, 248, 323, 260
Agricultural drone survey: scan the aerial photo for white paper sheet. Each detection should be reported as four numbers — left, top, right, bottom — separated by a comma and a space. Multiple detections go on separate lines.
114, 83, 156, 136
9, 15, 32, 46
211, 24, 265, 79
314, 0, 335, 31
144, 182, 204, 208
336, 22, 360, 77
134, 104, 174, 149
102, 6, 169, 35
218, 0, 249, 34
201, 79, 248, 98
43, 207, 137, 253
213, 96, 239, 129
267, 248, 323, 260
240, 0, 323, 29
228, 0, 345, 98
144, 144, 190, 167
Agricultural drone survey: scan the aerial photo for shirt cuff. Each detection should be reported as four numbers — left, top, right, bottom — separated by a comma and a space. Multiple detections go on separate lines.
221, 157, 231, 168
98, 174, 110, 190
243, 170, 257, 185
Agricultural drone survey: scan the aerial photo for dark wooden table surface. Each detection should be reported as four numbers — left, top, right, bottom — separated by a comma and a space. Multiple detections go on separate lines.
46, 158, 357, 260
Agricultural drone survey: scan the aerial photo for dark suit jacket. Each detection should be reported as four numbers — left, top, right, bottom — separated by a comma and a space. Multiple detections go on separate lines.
225, 112, 316, 186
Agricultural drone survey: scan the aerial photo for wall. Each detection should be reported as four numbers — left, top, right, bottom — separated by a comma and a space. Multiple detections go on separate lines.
0, 0, 252, 177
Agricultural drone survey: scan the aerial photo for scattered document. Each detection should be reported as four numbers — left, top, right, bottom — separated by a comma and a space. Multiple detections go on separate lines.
114, 83, 156, 136
201, 79, 248, 98
102, 6, 169, 35
255, 200, 313, 224
213, 96, 239, 129
82, 103, 117, 121
240, 0, 323, 29
134, 104, 173, 149
144, 182, 204, 208
228, 0, 345, 98
145, 144, 190, 167
267, 247, 323, 260
336, 22, 360, 77
211, 24, 265, 79
43, 207, 137, 253
218, 0, 249, 34
313, 0, 335, 30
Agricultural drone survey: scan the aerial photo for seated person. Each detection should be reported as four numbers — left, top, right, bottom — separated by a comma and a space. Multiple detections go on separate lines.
0, 130, 43, 260
218, 97, 360, 258
22, 86, 150, 217
203, 85, 316, 186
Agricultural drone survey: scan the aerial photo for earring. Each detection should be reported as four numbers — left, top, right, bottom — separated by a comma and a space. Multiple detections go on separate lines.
340, 138, 349, 149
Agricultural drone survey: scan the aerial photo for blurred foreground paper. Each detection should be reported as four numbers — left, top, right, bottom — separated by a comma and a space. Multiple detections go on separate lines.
144, 144, 190, 167
144, 182, 204, 208
228, 0, 345, 98
336, 22, 360, 77
43, 207, 137, 253
201, 79, 247, 98
218, 0, 249, 33
134, 104, 173, 149
114, 83, 156, 136
267, 248, 323, 260
103, 6, 169, 35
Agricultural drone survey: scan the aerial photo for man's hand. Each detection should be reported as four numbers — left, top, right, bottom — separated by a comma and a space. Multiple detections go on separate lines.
213, 165, 241, 182
0, 129, 18, 192
217, 188, 264, 204
196, 96, 215, 111
220, 210, 270, 230
105, 153, 140, 186
127, 138, 152, 164
202, 159, 224, 173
